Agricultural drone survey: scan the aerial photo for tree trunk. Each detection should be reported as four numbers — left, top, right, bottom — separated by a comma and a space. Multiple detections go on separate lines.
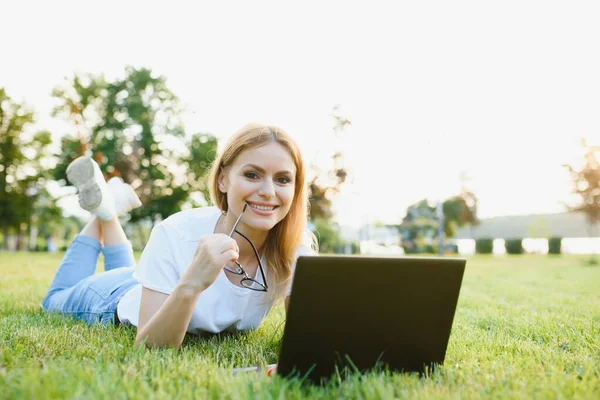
1, 227, 8, 250
15, 225, 22, 251
29, 224, 38, 252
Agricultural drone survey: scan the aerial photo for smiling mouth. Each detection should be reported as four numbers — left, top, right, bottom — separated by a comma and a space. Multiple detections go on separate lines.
246, 202, 278, 212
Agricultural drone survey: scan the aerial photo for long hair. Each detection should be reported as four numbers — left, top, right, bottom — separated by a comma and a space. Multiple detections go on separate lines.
208, 123, 317, 301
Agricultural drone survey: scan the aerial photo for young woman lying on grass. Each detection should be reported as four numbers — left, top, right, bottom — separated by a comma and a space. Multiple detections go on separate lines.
42, 123, 317, 351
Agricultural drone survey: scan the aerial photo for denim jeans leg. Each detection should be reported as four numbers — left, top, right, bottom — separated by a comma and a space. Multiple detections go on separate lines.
42, 235, 102, 308
42, 266, 137, 326
102, 241, 136, 271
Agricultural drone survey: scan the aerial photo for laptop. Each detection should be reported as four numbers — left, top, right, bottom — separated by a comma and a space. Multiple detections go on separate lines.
272, 255, 466, 383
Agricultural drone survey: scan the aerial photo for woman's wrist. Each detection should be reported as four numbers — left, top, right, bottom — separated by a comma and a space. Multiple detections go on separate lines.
174, 280, 203, 300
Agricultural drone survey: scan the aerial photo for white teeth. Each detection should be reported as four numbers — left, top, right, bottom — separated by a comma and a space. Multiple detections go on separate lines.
249, 203, 275, 211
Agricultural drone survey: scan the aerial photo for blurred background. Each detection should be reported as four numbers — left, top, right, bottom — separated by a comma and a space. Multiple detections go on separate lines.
0, 0, 598, 258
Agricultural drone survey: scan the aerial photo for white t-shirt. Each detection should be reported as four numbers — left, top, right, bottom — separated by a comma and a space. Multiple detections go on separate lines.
117, 206, 312, 334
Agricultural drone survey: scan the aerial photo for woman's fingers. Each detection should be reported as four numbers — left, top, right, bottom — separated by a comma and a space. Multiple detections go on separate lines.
218, 237, 239, 255
222, 249, 239, 264
195, 234, 241, 267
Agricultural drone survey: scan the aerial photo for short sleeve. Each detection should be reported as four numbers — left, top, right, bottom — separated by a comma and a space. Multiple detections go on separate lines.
132, 224, 180, 295
287, 240, 316, 297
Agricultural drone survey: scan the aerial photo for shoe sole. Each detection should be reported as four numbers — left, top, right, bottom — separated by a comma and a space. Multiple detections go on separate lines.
66, 157, 103, 211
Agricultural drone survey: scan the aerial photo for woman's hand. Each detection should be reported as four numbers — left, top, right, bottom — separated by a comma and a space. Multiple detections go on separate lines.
179, 234, 239, 295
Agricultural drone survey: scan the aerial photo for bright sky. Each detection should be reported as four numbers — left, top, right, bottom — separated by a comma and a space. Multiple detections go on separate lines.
1, 0, 599, 229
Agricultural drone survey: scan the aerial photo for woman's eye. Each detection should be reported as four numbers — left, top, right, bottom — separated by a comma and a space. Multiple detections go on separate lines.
277, 176, 291, 184
245, 172, 259, 179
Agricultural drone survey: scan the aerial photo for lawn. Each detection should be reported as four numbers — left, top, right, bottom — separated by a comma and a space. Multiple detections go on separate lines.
0, 252, 599, 399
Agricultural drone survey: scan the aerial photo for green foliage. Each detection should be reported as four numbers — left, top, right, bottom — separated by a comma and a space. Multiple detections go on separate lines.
2, 253, 600, 398
311, 219, 358, 254
50, 136, 88, 183
424, 244, 435, 254
475, 238, 494, 254
400, 191, 478, 254
183, 133, 219, 207
442, 193, 479, 238
0, 88, 59, 248
0, 88, 35, 234
312, 219, 343, 254
548, 237, 562, 255
442, 198, 462, 238
333, 241, 361, 255
401, 243, 417, 254
418, 243, 458, 255
50, 68, 218, 242
447, 243, 459, 254
399, 199, 438, 254
505, 238, 524, 255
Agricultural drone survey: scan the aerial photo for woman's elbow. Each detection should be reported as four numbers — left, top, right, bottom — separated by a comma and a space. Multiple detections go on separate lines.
134, 331, 149, 348
134, 331, 181, 350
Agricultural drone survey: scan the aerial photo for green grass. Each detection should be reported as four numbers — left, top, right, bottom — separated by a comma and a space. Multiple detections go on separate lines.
1, 252, 599, 399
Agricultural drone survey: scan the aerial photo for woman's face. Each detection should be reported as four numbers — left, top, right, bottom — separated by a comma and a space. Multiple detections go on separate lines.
219, 141, 297, 233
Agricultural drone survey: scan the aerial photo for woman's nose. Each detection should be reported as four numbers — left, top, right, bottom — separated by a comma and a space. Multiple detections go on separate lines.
259, 180, 275, 199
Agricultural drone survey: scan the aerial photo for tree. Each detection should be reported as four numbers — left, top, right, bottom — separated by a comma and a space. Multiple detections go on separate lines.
312, 219, 343, 254
398, 199, 438, 253
0, 88, 55, 249
399, 188, 478, 253
33, 188, 64, 237
50, 73, 106, 179
442, 191, 479, 238
307, 105, 352, 253
51, 67, 217, 244
564, 138, 600, 263
308, 105, 351, 221
182, 132, 219, 207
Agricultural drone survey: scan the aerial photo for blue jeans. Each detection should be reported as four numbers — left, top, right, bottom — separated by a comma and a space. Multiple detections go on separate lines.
41, 235, 139, 326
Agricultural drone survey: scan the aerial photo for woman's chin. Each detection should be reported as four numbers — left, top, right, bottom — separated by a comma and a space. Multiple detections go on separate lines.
245, 215, 281, 232
249, 221, 277, 232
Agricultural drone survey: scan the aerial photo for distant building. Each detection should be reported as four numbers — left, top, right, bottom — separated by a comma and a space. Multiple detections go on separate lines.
453, 212, 600, 255
454, 211, 598, 239
358, 223, 404, 255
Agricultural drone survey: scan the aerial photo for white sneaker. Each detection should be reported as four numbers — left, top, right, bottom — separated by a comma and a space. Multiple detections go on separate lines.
107, 177, 142, 216
66, 156, 116, 221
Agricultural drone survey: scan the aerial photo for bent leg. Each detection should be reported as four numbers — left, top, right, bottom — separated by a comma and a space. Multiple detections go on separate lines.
42, 216, 103, 309
103, 242, 136, 271
101, 217, 127, 247
42, 266, 137, 326
100, 217, 136, 271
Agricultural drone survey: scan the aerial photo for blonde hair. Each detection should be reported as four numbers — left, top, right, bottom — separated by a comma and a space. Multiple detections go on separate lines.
209, 123, 317, 301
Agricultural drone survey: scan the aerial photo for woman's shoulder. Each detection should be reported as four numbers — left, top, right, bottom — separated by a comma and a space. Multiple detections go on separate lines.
158, 206, 222, 239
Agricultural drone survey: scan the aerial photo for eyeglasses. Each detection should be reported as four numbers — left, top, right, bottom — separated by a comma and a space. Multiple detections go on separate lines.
223, 203, 269, 292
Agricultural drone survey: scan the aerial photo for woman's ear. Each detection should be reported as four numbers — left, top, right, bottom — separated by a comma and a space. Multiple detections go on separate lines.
217, 168, 228, 193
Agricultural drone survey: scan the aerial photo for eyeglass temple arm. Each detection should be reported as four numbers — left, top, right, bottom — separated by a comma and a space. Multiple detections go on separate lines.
229, 203, 248, 236
233, 229, 269, 289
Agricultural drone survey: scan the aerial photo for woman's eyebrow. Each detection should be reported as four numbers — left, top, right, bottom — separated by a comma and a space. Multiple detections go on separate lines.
241, 163, 293, 175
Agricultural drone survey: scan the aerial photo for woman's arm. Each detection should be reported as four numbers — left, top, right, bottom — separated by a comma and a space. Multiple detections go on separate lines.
134, 233, 239, 349
134, 285, 201, 349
